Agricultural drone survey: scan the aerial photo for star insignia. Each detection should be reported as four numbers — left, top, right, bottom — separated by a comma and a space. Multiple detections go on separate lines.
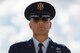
37, 2, 44, 10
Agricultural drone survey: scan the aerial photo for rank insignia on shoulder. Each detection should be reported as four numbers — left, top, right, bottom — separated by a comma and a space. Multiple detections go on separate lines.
56, 47, 61, 53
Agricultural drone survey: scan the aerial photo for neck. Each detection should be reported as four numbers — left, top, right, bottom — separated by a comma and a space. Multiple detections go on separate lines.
33, 34, 48, 43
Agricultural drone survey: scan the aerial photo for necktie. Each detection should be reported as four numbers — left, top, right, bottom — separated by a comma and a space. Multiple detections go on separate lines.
38, 43, 43, 53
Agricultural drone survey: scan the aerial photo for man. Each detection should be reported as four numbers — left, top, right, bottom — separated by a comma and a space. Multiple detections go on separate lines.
8, 1, 71, 53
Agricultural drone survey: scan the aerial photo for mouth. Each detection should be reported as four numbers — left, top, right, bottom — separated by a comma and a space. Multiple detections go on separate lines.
39, 27, 44, 29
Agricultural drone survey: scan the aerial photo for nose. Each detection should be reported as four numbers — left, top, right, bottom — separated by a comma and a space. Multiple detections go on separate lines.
38, 20, 43, 25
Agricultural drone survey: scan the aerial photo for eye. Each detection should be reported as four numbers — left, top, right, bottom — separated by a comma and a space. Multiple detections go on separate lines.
33, 17, 39, 22
42, 17, 49, 22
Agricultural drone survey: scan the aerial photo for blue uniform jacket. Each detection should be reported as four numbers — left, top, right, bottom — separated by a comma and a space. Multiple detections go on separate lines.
8, 38, 71, 53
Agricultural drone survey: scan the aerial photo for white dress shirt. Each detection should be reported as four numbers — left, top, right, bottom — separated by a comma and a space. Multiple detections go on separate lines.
33, 37, 50, 53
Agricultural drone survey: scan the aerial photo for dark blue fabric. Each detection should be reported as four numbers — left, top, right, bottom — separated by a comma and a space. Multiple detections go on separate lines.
8, 38, 71, 53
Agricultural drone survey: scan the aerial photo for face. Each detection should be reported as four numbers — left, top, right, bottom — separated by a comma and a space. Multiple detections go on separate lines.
29, 16, 51, 36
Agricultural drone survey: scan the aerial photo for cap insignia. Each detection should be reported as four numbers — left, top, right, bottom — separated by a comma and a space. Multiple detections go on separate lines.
37, 3, 44, 10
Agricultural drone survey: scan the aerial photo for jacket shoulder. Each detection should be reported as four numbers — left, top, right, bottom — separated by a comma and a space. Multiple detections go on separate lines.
53, 42, 71, 53
10, 41, 28, 48
9, 41, 28, 53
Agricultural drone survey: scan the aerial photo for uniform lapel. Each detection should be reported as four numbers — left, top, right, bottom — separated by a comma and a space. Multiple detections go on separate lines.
27, 38, 57, 53
46, 40, 56, 53
27, 38, 36, 53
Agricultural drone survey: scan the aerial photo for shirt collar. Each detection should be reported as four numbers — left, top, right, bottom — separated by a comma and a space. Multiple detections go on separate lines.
33, 37, 39, 49
33, 37, 50, 49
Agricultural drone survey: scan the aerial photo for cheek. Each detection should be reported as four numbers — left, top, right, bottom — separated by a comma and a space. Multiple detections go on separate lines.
48, 25, 51, 29
44, 25, 50, 30
46, 23, 51, 29
30, 24, 37, 30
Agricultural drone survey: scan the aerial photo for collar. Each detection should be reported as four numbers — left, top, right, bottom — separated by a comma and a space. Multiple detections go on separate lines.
33, 37, 50, 49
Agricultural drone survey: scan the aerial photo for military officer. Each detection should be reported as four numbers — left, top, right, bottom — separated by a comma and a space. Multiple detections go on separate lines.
8, 1, 71, 53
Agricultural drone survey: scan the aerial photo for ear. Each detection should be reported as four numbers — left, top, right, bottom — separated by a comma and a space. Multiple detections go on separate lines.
29, 22, 32, 29
50, 22, 52, 29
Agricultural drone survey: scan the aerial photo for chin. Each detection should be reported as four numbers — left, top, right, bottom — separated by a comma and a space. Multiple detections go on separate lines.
37, 32, 48, 35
